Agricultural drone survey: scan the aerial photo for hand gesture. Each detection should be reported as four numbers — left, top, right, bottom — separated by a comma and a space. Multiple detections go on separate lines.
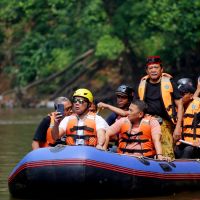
54, 111, 64, 125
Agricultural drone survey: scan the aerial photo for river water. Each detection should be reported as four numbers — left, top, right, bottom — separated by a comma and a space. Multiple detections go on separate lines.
0, 108, 200, 200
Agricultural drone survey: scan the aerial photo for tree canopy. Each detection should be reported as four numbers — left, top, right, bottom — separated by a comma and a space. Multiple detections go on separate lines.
0, 0, 200, 104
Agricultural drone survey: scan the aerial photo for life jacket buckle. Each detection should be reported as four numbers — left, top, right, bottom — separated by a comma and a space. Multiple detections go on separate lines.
75, 139, 85, 145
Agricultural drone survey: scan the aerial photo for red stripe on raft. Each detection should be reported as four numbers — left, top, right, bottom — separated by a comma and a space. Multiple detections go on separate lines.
8, 159, 200, 183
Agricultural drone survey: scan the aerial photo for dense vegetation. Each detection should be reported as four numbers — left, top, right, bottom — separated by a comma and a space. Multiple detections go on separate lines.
0, 0, 200, 106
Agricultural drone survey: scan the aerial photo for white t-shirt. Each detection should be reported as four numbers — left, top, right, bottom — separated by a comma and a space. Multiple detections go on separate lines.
59, 114, 109, 135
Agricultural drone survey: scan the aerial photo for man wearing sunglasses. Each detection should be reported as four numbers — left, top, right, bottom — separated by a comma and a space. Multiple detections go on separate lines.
52, 88, 108, 150
32, 96, 72, 150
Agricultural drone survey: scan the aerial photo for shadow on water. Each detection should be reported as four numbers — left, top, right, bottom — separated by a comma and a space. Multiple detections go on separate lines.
1, 108, 200, 200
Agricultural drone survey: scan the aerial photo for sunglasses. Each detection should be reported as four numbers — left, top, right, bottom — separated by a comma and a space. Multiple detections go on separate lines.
73, 98, 86, 104
65, 106, 72, 112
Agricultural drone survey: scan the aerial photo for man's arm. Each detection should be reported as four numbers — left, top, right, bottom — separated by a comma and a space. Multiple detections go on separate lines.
150, 119, 162, 158
152, 133, 171, 161
150, 118, 171, 161
32, 116, 50, 150
51, 114, 66, 140
193, 78, 200, 98
96, 129, 106, 150
98, 102, 128, 117
51, 123, 60, 141
152, 133, 162, 157
173, 98, 184, 141
103, 128, 117, 150
103, 119, 123, 150
32, 140, 40, 150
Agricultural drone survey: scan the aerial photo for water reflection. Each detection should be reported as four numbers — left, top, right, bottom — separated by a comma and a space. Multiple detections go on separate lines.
0, 108, 200, 200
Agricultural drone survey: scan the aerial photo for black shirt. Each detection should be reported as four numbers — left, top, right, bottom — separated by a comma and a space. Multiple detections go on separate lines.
106, 112, 118, 126
33, 116, 51, 142
144, 79, 181, 121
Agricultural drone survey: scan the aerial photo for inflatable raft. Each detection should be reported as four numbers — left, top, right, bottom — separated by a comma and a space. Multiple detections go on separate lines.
8, 145, 200, 198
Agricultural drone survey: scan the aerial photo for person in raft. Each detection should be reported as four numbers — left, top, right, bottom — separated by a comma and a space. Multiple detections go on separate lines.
174, 77, 200, 158
99, 84, 135, 151
51, 88, 108, 150
137, 56, 183, 159
32, 96, 72, 150
103, 99, 170, 161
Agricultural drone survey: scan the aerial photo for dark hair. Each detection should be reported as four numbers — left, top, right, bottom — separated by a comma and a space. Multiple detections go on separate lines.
178, 84, 195, 94
131, 99, 148, 113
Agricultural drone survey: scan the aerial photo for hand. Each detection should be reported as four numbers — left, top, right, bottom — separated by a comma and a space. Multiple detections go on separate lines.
173, 126, 182, 142
192, 140, 200, 147
155, 154, 172, 162
96, 144, 105, 150
54, 112, 64, 125
197, 76, 200, 89
97, 102, 107, 109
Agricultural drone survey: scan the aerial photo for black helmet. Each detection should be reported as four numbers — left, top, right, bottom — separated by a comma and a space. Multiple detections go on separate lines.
177, 78, 193, 86
177, 78, 195, 94
115, 84, 134, 100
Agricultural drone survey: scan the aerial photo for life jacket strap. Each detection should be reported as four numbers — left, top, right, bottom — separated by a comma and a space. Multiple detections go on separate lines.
66, 134, 95, 140
120, 138, 149, 143
184, 113, 194, 118
122, 131, 143, 138
183, 125, 200, 129
70, 126, 94, 132
183, 133, 200, 138
119, 148, 151, 154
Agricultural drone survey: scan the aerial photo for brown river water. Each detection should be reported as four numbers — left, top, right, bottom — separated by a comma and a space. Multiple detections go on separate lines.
0, 108, 200, 200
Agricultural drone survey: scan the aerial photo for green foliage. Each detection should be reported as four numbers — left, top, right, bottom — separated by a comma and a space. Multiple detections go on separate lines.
0, 0, 200, 94
50, 49, 72, 71
95, 35, 125, 60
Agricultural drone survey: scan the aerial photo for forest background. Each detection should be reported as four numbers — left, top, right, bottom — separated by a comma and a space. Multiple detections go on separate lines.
0, 0, 200, 107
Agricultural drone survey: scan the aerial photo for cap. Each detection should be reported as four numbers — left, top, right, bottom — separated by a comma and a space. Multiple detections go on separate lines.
146, 56, 162, 66
115, 84, 134, 99
178, 83, 196, 94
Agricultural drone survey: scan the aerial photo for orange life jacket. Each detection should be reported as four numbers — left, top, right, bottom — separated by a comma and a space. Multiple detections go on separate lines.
138, 73, 177, 124
65, 112, 97, 146
118, 115, 156, 157
39, 112, 56, 147
182, 97, 200, 143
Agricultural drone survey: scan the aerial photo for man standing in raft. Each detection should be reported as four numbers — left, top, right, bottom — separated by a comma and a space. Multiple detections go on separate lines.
138, 56, 183, 159
51, 88, 108, 150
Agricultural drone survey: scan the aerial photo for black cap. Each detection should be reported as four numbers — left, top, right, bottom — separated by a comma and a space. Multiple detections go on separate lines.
177, 78, 193, 86
146, 56, 162, 66
177, 78, 195, 94
115, 85, 134, 99
178, 83, 196, 94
